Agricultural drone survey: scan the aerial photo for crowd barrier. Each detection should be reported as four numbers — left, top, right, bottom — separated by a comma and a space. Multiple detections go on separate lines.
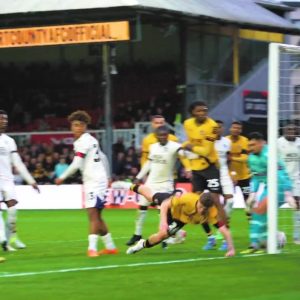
2, 183, 248, 210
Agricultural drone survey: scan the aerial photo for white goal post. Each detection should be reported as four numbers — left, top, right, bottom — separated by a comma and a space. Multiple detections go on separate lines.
268, 43, 300, 253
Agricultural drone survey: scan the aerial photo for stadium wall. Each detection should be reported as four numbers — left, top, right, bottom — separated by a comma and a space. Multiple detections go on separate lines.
4, 183, 246, 210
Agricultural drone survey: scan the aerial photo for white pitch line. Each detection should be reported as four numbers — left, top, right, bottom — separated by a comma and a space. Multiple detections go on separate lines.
27, 236, 128, 245
0, 254, 268, 279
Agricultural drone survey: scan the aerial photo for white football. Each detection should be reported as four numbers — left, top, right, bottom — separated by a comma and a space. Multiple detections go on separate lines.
277, 231, 287, 248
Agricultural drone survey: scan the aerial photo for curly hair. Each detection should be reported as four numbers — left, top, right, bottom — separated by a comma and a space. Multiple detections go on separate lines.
67, 110, 91, 125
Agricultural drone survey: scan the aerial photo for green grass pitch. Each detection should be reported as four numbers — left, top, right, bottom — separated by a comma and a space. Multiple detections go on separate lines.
0, 209, 299, 300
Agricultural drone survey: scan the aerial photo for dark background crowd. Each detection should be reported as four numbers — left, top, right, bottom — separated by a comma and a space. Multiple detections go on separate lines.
14, 140, 149, 185
1, 60, 182, 132
0, 60, 185, 184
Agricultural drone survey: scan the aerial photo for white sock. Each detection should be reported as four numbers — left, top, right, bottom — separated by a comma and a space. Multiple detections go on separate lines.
294, 210, 300, 240
135, 209, 147, 236
0, 211, 7, 243
6, 206, 17, 240
101, 233, 116, 250
88, 234, 99, 251
224, 198, 234, 216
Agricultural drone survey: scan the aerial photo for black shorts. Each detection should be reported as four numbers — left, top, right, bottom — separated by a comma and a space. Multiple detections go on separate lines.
151, 192, 173, 206
167, 210, 185, 236
237, 178, 251, 197
192, 164, 221, 193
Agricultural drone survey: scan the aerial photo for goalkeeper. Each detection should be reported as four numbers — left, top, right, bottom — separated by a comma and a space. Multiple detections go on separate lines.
241, 132, 295, 254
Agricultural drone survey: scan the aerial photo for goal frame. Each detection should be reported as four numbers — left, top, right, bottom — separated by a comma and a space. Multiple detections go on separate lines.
268, 43, 300, 253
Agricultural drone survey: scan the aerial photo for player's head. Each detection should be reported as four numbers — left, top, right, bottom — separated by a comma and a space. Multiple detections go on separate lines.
151, 115, 165, 130
189, 101, 208, 123
230, 121, 242, 137
215, 120, 224, 137
196, 192, 214, 214
283, 123, 297, 141
248, 132, 265, 154
68, 110, 91, 138
0, 110, 8, 134
155, 125, 169, 145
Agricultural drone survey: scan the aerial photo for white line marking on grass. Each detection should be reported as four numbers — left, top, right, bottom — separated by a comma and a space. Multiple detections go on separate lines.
27, 237, 128, 245
0, 254, 268, 279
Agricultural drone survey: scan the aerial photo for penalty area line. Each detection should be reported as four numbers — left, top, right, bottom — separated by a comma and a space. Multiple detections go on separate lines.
0, 253, 269, 279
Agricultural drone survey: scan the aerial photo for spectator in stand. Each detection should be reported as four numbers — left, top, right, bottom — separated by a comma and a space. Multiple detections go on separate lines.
112, 137, 126, 157
32, 162, 50, 184
29, 144, 40, 158
54, 157, 69, 179
61, 146, 71, 158
36, 153, 46, 164
43, 155, 55, 180
52, 152, 60, 164
126, 147, 139, 165
123, 155, 139, 178
112, 152, 126, 178
28, 157, 38, 172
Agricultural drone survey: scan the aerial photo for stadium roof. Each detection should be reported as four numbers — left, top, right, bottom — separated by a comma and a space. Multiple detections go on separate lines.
0, 0, 299, 34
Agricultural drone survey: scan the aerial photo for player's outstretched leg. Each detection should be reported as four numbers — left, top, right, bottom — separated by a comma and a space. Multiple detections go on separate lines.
126, 239, 146, 254
126, 205, 148, 246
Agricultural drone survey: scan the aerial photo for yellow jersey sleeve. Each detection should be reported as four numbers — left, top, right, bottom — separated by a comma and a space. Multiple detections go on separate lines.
226, 135, 251, 180
183, 118, 218, 170
140, 133, 156, 166
169, 134, 178, 142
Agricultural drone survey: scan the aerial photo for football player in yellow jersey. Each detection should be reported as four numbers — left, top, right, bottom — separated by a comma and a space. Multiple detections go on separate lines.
182, 101, 226, 250
126, 183, 235, 257
226, 121, 251, 217
126, 115, 178, 246
140, 115, 178, 166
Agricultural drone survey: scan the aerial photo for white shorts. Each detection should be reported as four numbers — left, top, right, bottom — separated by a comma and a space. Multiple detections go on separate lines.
138, 181, 174, 207
220, 174, 234, 196
291, 176, 300, 197
0, 180, 17, 202
83, 181, 107, 209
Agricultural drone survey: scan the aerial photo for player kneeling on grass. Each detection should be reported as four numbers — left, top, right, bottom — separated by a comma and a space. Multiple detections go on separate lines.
126, 184, 235, 257
55, 110, 118, 258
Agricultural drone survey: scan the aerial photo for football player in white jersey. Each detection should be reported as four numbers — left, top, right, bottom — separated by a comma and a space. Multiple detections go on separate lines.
277, 123, 300, 244
55, 110, 118, 257
215, 120, 235, 216
125, 125, 196, 246
0, 110, 40, 252
215, 120, 235, 249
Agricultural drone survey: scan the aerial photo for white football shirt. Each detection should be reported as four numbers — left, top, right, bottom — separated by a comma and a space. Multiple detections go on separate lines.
145, 141, 183, 184
0, 133, 16, 181
73, 133, 108, 185
278, 136, 300, 178
215, 136, 231, 176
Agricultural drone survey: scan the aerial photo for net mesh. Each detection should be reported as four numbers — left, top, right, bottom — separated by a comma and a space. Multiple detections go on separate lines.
274, 44, 300, 253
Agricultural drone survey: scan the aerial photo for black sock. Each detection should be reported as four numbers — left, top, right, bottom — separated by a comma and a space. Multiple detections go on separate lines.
202, 223, 212, 236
